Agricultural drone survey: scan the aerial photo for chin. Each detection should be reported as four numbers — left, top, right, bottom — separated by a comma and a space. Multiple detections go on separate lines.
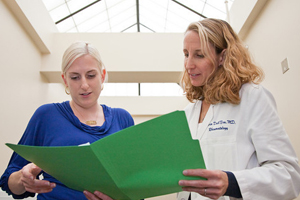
191, 82, 203, 87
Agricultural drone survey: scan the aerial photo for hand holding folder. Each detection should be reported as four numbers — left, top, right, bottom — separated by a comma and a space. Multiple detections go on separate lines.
6, 111, 206, 200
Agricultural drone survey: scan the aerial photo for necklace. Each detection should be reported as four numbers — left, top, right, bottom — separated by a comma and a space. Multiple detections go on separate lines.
71, 102, 99, 125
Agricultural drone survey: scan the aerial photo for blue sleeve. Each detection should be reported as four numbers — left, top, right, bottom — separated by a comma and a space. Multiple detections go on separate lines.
0, 105, 50, 198
114, 108, 134, 128
224, 171, 242, 198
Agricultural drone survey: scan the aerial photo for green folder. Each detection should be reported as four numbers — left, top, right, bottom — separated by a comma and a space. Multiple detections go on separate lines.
6, 110, 206, 200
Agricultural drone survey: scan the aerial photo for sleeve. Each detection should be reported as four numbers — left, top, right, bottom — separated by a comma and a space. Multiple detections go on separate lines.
0, 105, 49, 198
224, 171, 241, 198
233, 85, 300, 200
115, 108, 134, 128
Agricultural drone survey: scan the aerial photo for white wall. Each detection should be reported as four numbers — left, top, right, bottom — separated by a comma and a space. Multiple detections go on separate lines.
0, 0, 49, 173
0, 1, 67, 199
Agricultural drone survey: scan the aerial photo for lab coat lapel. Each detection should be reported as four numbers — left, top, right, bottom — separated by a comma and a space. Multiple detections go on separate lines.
197, 105, 214, 140
189, 102, 201, 140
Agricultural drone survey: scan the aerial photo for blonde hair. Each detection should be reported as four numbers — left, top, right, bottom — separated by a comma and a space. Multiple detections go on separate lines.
62, 41, 107, 82
180, 18, 264, 104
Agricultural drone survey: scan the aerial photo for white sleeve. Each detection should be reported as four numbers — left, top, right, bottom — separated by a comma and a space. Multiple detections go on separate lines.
234, 85, 300, 200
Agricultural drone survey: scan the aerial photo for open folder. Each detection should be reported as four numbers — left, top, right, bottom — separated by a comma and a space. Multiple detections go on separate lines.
6, 110, 205, 200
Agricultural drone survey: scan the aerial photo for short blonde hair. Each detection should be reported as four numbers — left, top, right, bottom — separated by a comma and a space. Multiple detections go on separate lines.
180, 18, 264, 104
62, 41, 107, 82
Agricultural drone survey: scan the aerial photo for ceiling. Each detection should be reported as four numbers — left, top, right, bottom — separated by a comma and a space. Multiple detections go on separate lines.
41, 0, 234, 33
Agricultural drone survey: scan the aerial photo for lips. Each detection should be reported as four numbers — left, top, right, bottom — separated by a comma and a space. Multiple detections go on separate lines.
80, 92, 92, 96
189, 73, 201, 77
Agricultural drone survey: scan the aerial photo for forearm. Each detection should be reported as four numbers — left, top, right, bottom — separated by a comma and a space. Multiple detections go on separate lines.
8, 171, 26, 195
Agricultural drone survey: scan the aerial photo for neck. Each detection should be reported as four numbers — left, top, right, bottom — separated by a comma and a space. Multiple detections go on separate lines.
70, 101, 103, 125
199, 101, 210, 123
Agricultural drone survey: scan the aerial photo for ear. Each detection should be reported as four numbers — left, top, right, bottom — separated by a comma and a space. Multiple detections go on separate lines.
61, 73, 68, 87
218, 49, 227, 66
101, 69, 106, 83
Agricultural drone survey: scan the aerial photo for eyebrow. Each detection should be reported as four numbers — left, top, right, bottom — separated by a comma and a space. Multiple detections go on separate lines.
183, 49, 203, 53
68, 69, 97, 74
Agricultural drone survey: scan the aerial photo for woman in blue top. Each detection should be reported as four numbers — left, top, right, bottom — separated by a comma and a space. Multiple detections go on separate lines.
0, 41, 133, 200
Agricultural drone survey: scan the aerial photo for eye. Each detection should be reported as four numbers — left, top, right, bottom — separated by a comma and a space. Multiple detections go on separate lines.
87, 74, 96, 79
197, 54, 205, 58
70, 76, 79, 80
184, 53, 189, 58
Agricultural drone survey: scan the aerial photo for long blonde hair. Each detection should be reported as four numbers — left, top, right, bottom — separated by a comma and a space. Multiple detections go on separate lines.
180, 18, 264, 104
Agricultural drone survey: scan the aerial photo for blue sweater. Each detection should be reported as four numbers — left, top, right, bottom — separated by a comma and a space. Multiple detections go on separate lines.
0, 101, 134, 199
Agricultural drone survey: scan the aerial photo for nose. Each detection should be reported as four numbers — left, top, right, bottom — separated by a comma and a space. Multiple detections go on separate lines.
80, 77, 89, 90
185, 56, 195, 70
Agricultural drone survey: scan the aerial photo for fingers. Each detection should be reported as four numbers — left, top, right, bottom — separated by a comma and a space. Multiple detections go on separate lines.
179, 169, 209, 188
22, 163, 42, 180
179, 169, 228, 200
83, 191, 96, 200
22, 178, 56, 193
21, 163, 56, 194
84, 191, 114, 200
182, 169, 210, 178
30, 164, 43, 177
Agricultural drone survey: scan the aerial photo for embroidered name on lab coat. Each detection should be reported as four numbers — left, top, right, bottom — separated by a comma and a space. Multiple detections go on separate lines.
208, 120, 236, 132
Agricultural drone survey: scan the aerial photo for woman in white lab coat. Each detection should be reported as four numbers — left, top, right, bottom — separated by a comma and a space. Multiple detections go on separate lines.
178, 18, 300, 200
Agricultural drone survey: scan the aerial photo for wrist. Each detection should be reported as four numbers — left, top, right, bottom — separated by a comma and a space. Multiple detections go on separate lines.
8, 171, 26, 195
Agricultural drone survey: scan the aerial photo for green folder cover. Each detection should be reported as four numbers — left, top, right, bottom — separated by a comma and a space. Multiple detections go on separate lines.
6, 110, 206, 200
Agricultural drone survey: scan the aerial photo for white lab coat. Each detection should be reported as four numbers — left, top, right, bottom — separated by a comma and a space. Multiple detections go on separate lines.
178, 83, 300, 200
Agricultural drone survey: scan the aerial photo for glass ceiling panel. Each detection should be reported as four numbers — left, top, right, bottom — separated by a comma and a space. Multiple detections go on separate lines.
67, 0, 96, 13
202, 3, 226, 19
72, 2, 106, 25
77, 12, 108, 32
107, 0, 135, 18
56, 17, 76, 32
42, 0, 235, 33
139, 25, 153, 33
110, 14, 136, 32
207, 0, 232, 13
176, 0, 205, 13
109, 5, 136, 27
48, 3, 70, 22
123, 24, 138, 33
167, 2, 203, 30
105, 0, 125, 8
89, 20, 111, 32
139, 2, 166, 32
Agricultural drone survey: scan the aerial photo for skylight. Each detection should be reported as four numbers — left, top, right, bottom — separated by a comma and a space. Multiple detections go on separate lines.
42, 0, 234, 33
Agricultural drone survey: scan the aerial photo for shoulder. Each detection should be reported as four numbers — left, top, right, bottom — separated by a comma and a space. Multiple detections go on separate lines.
113, 108, 133, 119
102, 105, 131, 117
184, 102, 195, 112
184, 100, 201, 118
33, 103, 57, 115
32, 102, 68, 119
102, 105, 134, 125
240, 83, 277, 108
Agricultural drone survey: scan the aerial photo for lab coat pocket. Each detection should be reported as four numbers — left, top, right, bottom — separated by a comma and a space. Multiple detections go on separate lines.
200, 135, 237, 171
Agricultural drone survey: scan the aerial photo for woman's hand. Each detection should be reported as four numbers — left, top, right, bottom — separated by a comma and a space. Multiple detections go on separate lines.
179, 169, 228, 200
8, 163, 56, 195
83, 190, 114, 200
